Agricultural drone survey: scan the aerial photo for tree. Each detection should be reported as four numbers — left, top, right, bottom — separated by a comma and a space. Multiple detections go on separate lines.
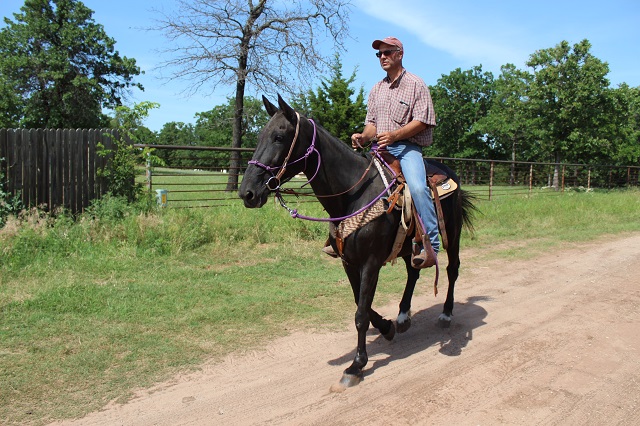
606, 83, 640, 166
154, 0, 352, 191
98, 102, 159, 201
0, 73, 22, 128
0, 0, 143, 128
195, 96, 269, 148
475, 64, 537, 184
155, 121, 196, 167
477, 65, 535, 159
292, 54, 366, 145
431, 65, 495, 159
526, 39, 612, 187
193, 96, 269, 170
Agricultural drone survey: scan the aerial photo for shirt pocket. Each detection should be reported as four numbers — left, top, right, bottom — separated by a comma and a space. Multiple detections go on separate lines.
390, 100, 410, 125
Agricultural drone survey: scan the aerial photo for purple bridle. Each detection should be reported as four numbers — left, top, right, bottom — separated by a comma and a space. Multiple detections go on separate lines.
247, 114, 397, 222
248, 113, 321, 192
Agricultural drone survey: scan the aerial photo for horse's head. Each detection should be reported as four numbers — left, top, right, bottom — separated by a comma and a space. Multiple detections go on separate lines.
239, 95, 311, 208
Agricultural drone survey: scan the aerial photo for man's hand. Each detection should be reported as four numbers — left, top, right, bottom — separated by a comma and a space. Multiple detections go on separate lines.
351, 133, 364, 149
376, 131, 397, 149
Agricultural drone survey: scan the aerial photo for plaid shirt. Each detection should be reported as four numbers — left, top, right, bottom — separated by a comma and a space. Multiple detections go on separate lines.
365, 69, 436, 146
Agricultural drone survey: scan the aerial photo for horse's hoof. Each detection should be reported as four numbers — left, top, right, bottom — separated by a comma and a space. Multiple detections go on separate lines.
382, 322, 396, 341
438, 313, 452, 328
338, 372, 363, 389
396, 313, 411, 333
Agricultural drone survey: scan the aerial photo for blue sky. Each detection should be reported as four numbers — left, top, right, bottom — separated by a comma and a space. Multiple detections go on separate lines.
2, 0, 639, 131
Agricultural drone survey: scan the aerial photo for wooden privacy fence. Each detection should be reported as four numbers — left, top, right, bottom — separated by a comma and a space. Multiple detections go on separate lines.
0, 128, 120, 214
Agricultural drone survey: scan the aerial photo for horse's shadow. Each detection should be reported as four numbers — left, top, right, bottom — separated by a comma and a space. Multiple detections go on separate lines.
328, 296, 490, 378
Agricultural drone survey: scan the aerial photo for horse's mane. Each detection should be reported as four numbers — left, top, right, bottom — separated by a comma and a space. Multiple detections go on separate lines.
304, 116, 369, 163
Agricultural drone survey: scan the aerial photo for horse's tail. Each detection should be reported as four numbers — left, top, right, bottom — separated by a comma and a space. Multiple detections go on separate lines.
459, 189, 479, 234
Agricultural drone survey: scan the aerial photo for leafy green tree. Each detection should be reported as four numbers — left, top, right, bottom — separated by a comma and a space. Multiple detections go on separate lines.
292, 54, 367, 145
98, 102, 159, 201
606, 83, 640, 166
156, 122, 196, 166
431, 65, 495, 159
0, 75, 22, 128
476, 64, 536, 163
194, 96, 269, 170
526, 40, 612, 165
0, 0, 143, 128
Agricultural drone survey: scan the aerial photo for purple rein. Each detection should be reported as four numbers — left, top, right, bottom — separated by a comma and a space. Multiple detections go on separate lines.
248, 118, 397, 223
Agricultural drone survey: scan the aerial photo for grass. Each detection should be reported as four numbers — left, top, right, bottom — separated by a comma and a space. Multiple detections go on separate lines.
1, 188, 640, 425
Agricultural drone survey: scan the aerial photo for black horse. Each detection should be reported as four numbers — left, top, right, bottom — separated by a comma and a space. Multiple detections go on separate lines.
239, 95, 475, 388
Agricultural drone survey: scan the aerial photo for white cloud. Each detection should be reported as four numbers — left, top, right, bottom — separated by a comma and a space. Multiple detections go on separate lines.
355, 0, 529, 69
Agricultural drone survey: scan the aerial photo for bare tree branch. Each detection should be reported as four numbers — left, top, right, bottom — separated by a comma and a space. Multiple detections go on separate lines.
152, 0, 351, 98
150, 0, 352, 190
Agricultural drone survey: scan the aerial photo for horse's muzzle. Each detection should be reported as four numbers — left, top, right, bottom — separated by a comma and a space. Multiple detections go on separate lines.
238, 185, 269, 208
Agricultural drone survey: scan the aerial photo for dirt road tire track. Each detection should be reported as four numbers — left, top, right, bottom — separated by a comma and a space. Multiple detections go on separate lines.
55, 234, 640, 425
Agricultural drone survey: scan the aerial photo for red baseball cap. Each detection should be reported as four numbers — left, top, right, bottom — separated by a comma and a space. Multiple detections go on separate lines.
372, 36, 403, 51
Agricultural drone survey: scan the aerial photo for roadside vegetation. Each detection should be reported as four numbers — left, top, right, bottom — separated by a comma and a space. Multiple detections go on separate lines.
1, 189, 640, 425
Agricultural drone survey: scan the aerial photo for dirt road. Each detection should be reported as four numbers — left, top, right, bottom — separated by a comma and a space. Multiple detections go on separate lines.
56, 234, 640, 425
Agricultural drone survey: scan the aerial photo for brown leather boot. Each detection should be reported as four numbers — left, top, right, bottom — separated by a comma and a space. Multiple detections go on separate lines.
411, 242, 437, 269
322, 244, 338, 258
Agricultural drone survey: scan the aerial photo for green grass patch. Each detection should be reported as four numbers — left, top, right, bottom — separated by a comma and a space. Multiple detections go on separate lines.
1, 189, 639, 424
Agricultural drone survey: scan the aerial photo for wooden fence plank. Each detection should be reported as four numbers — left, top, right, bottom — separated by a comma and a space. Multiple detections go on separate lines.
62, 129, 70, 211
69, 129, 78, 212
87, 129, 96, 202
8, 130, 19, 198
21, 129, 31, 208
52, 129, 63, 210
36, 129, 47, 209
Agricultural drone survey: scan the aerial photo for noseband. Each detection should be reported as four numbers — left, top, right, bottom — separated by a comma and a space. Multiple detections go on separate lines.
248, 112, 321, 191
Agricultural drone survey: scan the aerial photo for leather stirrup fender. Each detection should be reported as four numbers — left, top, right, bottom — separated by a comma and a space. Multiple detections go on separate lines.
386, 182, 405, 214
428, 176, 449, 250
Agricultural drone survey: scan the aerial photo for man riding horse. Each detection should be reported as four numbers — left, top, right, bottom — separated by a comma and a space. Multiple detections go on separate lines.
324, 36, 439, 269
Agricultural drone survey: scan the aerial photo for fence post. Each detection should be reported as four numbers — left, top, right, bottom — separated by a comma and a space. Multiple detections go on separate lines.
609, 170, 612, 188
146, 151, 152, 192
587, 169, 591, 190
489, 161, 494, 201
529, 164, 533, 196
561, 165, 566, 193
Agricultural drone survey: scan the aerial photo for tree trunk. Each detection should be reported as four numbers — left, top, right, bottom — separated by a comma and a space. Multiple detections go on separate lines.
552, 151, 561, 191
225, 79, 245, 192
225, 30, 251, 192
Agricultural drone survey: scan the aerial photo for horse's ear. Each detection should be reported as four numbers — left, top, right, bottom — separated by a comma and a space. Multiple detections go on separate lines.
263, 95, 278, 117
277, 94, 297, 123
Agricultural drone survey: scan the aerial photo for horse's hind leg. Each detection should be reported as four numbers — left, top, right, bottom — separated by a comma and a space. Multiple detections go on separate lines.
397, 255, 419, 333
439, 247, 460, 327
439, 197, 462, 327
369, 308, 395, 340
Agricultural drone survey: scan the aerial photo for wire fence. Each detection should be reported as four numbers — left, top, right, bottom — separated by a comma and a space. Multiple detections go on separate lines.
138, 144, 640, 208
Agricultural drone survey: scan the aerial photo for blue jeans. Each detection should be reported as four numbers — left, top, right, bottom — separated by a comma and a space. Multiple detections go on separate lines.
385, 141, 440, 253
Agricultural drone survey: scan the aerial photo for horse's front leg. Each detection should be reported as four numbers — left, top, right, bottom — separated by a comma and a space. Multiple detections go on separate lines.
339, 263, 380, 387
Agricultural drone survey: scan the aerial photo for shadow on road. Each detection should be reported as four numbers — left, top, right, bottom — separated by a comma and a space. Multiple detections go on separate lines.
327, 296, 490, 378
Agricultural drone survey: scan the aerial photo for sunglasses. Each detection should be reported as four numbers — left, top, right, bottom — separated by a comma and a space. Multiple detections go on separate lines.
376, 49, 400, 58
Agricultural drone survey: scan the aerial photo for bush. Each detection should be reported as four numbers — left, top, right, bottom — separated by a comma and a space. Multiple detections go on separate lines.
0, 159, 23, 227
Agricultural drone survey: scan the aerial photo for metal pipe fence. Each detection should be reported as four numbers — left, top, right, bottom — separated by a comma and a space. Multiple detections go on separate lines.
137, 144, 640, 208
